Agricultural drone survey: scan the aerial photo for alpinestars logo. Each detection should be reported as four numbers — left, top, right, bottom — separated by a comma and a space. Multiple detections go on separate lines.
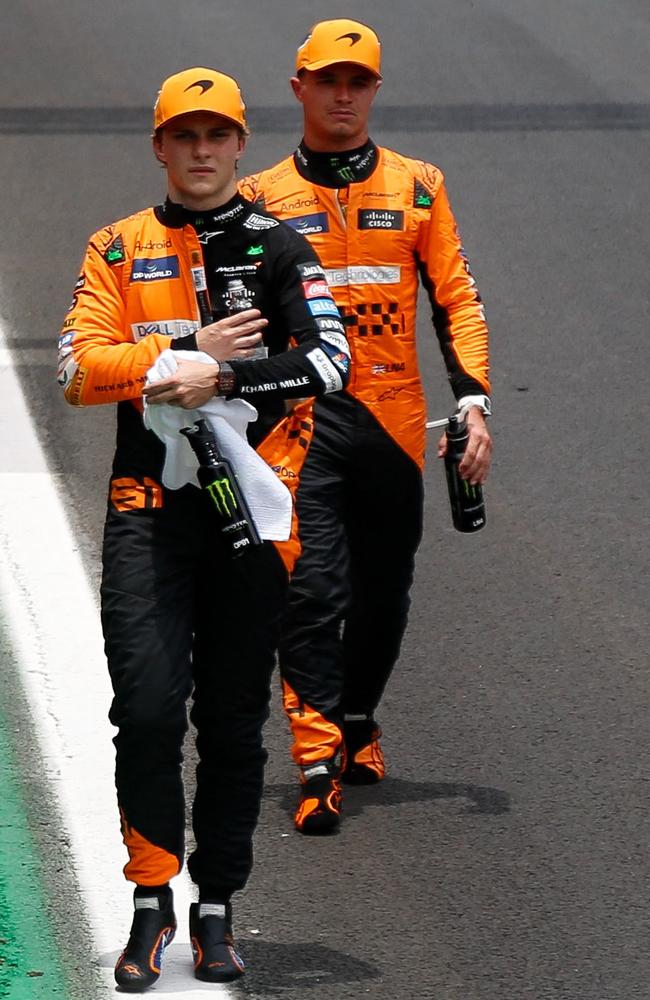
337, 32, 362, 45
197, 231, 224, 243
185, 79, 214, 95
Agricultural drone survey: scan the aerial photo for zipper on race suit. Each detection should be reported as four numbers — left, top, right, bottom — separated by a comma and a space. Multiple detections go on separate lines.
183, 226, 208, 327
335, 186, 349, 226
332, 186, 359, 394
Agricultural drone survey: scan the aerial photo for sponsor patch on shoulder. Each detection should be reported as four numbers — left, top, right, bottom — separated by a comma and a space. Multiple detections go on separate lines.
413, 179, 434, 208
104, 234, 125, 265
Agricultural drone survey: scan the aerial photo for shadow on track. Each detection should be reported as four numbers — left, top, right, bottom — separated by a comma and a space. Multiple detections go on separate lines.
264, 776, 510, 821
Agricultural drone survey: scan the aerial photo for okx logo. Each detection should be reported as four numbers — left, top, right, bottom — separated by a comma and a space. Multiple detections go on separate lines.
206, 476, 238, 517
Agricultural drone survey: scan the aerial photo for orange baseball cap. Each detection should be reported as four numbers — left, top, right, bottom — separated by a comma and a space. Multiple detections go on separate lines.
296, 19, 382, 77
153, 68, 247, 131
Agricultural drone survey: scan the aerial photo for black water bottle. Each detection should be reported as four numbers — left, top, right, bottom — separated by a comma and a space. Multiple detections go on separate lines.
224, 278, 267, 360
444, 415, 486, 532
180, 419, 261, 556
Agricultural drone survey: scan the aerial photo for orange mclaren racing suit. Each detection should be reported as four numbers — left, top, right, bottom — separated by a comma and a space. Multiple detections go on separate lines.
58, 193, 349, 896
240, 141, 490, 769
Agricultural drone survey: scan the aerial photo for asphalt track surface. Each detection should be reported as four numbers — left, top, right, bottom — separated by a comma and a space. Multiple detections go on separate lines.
1, 1, 649, 997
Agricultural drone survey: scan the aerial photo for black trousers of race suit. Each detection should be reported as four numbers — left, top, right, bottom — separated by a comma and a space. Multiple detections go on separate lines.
101, 484, 287, 897
279, 392, 424, 760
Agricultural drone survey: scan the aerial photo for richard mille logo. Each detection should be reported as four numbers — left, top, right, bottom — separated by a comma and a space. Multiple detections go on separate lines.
336, 32, 362, 45
184, 79, 214, 95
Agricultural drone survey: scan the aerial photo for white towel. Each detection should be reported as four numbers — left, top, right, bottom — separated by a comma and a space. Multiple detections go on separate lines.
143, 350, 292, 541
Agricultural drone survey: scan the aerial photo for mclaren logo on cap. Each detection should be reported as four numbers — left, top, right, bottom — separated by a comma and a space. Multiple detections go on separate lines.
184, 79, 214, 95
336, 32, 362, 45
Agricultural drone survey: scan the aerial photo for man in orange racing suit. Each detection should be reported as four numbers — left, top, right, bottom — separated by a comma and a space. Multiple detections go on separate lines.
240, 20, 492, 834
58, 68, 349, 988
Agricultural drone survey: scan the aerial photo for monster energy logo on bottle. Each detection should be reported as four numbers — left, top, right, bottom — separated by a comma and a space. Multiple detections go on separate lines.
206, 476, 238, 517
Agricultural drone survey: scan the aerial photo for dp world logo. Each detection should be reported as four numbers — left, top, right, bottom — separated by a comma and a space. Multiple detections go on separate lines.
286, 212, 329, 236
131, 256, 180, 282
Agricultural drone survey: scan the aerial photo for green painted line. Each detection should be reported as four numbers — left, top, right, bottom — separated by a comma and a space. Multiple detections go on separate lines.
0, 707, 70, 998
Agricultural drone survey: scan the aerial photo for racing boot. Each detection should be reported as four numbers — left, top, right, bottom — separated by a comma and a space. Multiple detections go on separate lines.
114, 889, 176, 991
341, 715, 385, 785
294, 759, 342, 834
190, 901, 245, 983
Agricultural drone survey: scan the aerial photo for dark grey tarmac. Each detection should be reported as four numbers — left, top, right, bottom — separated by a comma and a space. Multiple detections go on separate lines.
1, 1, 649, 997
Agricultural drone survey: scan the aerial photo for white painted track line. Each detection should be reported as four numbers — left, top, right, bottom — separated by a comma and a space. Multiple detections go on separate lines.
0, 319, 237, 996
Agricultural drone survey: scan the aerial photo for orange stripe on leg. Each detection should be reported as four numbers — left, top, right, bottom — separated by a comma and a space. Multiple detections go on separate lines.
281, 680, 342, 767
120, 809, 180, 885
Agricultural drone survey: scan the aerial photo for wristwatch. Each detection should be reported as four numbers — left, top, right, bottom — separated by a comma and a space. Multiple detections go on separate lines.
457, 394, 491, 419
215, 361, 236, 397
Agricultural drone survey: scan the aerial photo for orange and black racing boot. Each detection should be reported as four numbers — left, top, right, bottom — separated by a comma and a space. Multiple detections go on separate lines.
190, 901, 245, 983
294, 760, 342, 834
341, 715, 386, 785
114, 889, 176, 991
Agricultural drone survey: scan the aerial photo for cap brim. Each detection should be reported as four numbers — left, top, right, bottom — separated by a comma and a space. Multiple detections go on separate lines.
156, 109, 246, 130
299, 57, 381, 77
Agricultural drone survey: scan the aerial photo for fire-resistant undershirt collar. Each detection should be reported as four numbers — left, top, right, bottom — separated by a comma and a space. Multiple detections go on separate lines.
293, 139, 378, 187
158, 193, 248, 231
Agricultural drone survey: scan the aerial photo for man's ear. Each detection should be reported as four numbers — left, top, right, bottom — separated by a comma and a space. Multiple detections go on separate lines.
290, 76, 304, 103
152, 132, 166, 165
235, 132, 246, 168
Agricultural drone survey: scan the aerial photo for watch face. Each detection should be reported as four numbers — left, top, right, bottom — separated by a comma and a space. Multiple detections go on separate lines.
217, 364, 236, 396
